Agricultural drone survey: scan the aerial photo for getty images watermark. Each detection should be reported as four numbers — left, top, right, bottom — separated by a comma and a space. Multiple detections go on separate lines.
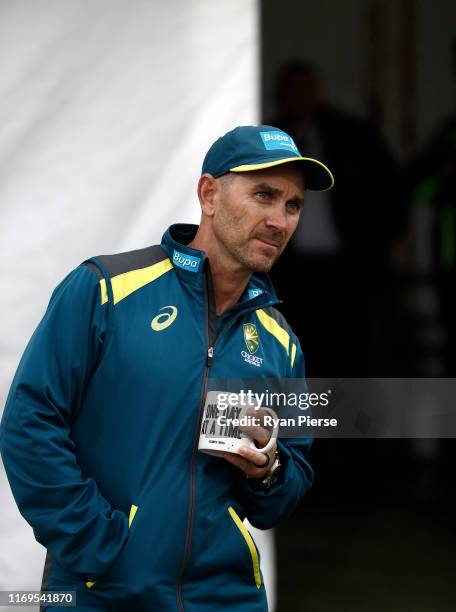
204, 378, 456, 438
213, 388, 337, 431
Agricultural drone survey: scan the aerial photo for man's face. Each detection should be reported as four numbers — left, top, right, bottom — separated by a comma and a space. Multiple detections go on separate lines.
211, 164, 305, 273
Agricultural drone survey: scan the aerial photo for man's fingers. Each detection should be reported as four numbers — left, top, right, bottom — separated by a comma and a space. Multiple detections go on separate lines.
240, 407, 274, 448
239, 424, 270, 448
223, 451, 252, 473
237, 445, 274, 467
223, 448, 272, 479
222, 442, 277, 478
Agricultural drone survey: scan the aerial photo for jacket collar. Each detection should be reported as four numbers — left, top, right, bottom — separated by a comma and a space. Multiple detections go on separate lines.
160, 223, 281, 310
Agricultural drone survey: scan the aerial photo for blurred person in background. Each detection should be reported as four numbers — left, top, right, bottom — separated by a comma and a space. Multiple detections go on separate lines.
266, 59, 408, 503
267, 59, 407, 379
408, 36, 456, 378
406, 37, 456, 487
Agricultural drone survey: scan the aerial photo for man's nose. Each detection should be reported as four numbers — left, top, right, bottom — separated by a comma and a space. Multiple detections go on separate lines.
265, 203, 288, 232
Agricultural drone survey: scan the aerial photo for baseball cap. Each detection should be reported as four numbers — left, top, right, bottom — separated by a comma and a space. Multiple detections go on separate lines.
202, 125, 334, 191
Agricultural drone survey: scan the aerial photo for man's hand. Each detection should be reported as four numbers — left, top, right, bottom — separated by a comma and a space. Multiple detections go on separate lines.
223, 408, 277, 479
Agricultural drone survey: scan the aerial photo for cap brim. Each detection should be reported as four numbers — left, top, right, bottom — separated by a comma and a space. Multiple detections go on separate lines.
229, 157, 334, 192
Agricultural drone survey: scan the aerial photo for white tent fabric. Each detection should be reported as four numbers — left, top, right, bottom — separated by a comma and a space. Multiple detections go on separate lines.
0, 1, 276, 610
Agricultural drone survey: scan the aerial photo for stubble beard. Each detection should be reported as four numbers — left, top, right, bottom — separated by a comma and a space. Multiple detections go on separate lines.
227, 240, 275, 273
216, 222, 282, 274
214, 193, 284, 274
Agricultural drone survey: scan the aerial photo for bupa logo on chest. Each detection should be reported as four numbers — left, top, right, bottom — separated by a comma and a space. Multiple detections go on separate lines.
260, 131, 299, 154
173, 250, 201, 272
241, 323, 264, 367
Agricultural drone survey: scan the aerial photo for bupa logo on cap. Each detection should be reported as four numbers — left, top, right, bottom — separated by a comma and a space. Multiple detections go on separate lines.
173, 250, 201, 273
260, 130, 299, 154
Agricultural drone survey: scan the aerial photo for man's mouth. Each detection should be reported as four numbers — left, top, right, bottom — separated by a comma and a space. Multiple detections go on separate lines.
254, 236, 282, 249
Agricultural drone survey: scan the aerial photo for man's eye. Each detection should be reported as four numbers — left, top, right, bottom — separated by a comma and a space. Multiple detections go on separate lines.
255, 191, 270, 199
287, 201, 301, 212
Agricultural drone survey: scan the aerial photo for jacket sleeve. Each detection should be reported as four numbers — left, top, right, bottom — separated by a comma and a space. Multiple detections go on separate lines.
234, 335, 314, 530
0, 264, 129, 578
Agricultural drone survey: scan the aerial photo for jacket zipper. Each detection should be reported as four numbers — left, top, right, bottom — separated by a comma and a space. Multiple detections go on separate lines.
175, 263, 280, 610
175, 261, 216, 611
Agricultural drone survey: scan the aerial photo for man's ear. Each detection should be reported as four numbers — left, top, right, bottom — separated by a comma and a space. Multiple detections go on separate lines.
197, 173, 220, 217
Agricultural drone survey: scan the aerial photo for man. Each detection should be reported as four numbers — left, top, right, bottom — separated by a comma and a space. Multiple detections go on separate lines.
269, 59, 405, 377
0, 125, 333, 611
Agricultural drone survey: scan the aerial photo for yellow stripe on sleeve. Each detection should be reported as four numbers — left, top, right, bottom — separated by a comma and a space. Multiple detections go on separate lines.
256, 309, 290, 354
100, 258, 173, 305
291, 342, 297, 368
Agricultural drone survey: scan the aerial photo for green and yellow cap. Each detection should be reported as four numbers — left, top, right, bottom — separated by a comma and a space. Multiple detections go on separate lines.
202, 125, 334, 191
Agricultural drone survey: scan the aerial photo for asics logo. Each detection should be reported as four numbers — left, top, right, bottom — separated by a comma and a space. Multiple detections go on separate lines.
151, 306, 178, 331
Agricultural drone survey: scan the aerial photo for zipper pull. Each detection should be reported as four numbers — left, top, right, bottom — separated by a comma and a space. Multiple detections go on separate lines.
207, 346, 214, 366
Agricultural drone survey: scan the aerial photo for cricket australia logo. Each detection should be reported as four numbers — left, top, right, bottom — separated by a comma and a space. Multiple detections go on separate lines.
242, 323, 263, 367
243, 323, 259, 353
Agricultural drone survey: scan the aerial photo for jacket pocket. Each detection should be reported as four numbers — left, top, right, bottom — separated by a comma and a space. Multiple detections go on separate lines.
227, 506, 261, 589
86, 503, 139, 589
